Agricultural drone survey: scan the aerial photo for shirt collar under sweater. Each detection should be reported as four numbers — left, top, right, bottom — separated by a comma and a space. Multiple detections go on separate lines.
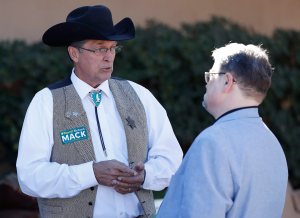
214, 106, 260, 124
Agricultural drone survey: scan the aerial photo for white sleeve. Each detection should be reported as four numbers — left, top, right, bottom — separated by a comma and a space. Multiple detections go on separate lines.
16, 88, 98, 198
129, 81, 183, 191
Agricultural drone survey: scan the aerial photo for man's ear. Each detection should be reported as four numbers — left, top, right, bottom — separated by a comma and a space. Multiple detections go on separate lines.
224, 73, 235, 92
68, 46, 79, 62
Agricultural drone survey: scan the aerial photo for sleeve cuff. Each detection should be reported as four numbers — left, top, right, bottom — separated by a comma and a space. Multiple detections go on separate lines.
70, 161, 98, 190
141, 163, 153, 189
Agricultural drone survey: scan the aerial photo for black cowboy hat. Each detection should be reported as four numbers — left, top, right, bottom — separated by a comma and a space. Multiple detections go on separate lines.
42, 5, 135, 46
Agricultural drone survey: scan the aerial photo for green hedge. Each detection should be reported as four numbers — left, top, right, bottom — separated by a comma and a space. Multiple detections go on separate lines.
1, 17, 300, 188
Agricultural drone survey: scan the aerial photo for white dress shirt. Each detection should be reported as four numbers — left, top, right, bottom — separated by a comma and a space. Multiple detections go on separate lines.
17, 71, 183, 218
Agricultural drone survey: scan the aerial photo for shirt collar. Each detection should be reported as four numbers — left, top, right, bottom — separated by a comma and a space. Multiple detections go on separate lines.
70, 69, 111, 100
214, 106, 260, 124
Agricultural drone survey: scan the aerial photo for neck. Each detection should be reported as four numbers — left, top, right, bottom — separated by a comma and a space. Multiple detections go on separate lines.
215, 106, 258, 121
73, 69, 104, 88
213, 99, 260, 119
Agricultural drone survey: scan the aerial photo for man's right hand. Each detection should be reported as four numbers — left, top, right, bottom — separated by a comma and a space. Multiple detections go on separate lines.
92, 160, 137, 187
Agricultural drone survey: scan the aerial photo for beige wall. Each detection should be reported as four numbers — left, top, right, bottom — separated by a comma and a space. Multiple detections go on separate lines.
1, 0, 300, 43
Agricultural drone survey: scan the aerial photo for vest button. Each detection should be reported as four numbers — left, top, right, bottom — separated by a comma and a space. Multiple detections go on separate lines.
88, 202, 93, 206
90, 187, 94, 191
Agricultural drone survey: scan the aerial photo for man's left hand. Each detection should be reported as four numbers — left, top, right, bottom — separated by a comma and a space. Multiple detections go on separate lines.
113, 162, 145, 194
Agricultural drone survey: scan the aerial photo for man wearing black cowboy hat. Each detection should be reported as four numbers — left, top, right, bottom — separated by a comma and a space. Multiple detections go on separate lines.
16, 5, 183, 218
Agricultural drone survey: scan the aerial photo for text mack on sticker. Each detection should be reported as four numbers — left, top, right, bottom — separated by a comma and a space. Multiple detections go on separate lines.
60, 126, 88, 144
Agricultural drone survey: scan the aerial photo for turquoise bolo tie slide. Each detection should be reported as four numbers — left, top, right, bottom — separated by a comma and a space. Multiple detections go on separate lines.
89, 90, 102, 107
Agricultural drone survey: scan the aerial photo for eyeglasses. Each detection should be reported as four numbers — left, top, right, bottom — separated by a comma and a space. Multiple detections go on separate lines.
75, 45, 123, 56
204, 72, 226, 83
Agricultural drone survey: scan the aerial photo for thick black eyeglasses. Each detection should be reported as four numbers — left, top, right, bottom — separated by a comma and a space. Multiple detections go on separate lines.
76, 45, 123, 56
204, 72, 226, 83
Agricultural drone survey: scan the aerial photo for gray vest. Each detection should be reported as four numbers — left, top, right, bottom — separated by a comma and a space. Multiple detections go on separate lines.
37, 78, 155, 218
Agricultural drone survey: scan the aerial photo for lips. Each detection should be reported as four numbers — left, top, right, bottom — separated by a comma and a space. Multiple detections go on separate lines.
101, 66, 112, 69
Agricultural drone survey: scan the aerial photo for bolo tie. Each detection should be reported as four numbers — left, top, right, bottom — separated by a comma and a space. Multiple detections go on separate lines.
89, 90, 107, 157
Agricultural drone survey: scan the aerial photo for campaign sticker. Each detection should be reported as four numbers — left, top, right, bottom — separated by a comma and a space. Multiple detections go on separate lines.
60, 127, 88, 144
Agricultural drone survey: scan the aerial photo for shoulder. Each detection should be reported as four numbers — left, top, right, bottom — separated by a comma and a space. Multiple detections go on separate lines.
25, 87, 53, 116
128, 80, 166, 111
48, 77, 72, 90
33, 87, 53, 102
187, 125, 230, 160
111, 77, 151, 94
110, 78, 168, 120
128, 80, 152, 96
111, 77, 159, 103
194, 124, 227, 146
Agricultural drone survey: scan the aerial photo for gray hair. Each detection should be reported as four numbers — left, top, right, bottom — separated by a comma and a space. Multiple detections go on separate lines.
70, 40, 87, 48
212, 43, 273, 101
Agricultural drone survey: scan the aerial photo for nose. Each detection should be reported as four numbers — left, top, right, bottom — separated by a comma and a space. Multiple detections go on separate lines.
103, 52, 115, 62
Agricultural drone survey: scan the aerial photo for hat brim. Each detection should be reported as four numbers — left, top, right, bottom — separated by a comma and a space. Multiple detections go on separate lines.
42, 17, 135, 47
